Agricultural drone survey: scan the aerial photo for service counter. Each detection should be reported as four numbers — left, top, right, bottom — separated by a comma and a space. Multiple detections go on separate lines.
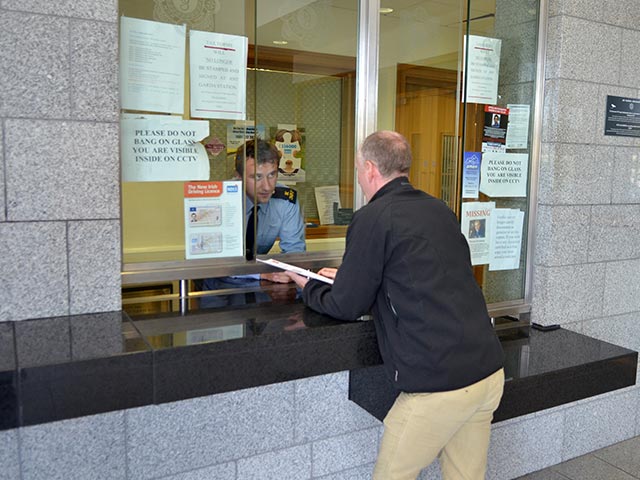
0, 290, 636, 431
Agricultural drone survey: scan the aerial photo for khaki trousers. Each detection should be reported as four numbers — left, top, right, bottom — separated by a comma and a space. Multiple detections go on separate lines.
373, 368, 504, 480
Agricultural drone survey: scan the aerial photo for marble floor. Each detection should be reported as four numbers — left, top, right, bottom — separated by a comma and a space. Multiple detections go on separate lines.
517, 436, 640, 479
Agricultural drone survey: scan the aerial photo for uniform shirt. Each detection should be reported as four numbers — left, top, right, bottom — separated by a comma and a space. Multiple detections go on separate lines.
248, 185, 305, 254
201, 185, 305, 305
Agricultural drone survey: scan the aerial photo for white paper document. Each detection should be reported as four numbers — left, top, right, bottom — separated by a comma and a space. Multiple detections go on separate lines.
505, 104, 531, 149
120, 17, 186, 114
461, 201, 495, 266
480, 152, 528, 197
489, 209, 525, 271
121, 116, 210, 182
190, 30, 248, 120
257, 258, 334, 284
464, 35, 502, 105
314, 186, 341, 225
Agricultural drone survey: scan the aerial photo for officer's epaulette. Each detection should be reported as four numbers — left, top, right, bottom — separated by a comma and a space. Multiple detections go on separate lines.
273, 186, 297, 204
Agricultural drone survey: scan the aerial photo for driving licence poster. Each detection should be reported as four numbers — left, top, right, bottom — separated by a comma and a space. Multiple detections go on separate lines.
184, 181, 243, 259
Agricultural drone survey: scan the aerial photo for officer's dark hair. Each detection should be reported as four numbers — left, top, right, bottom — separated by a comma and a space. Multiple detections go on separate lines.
235, 139, 280, 176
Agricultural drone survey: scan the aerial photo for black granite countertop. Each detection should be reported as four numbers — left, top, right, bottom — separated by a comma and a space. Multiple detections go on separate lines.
0, 289, 637, 430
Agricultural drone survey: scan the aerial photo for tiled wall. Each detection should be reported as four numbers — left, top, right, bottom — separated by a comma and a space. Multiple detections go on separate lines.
529, 0, 640, 469
1, 0, 640, 478
0, 1, 122, 322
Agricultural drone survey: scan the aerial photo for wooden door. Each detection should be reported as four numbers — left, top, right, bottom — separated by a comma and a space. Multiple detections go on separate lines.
395, 65, 458, 200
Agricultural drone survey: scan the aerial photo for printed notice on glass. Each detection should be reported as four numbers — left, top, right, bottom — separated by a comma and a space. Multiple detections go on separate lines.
462, 152, 481, 199
480, 153, 528, 197
120, 17, 186, 114
505, 104, 530, 149
482, 105, 509, 153
461, 201, 495, 266
227, 122, 266, 154
489, 209, 525, 271
121, 116, 210, 182
184, 181, 243, 259
464, 35, 502, 105
314, 185, 341, 225
190, 30, 248, 120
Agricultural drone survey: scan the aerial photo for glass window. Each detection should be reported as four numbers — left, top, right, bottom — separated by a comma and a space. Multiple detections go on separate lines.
120, 0, 542, 317
376, 0, 540, 308
120, 0, 358, 267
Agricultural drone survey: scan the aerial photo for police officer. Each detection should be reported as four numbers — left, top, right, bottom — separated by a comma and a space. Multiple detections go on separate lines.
201, 139, 305, 306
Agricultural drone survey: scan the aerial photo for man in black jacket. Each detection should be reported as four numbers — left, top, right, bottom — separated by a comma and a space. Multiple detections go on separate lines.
286, 131, 504, 480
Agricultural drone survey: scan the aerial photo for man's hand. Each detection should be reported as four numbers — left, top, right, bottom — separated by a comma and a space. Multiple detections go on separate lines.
285, 271, 309, 289
318, 267, 338, 279
260, 272, 293, 283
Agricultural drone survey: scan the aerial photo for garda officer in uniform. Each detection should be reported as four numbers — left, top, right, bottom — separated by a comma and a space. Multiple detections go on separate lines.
201, 139, 305, 307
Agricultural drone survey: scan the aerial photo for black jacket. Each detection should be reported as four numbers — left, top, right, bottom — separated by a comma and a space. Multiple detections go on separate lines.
303, 177, 504, 392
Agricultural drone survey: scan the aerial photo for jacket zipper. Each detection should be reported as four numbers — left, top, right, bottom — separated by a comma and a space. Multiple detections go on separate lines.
386, 291, 400, 383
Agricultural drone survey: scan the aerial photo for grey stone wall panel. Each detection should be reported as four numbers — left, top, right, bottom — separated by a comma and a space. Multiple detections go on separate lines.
612, 146, 640, 204
311, 428, 379, 478
68, 220, 121, 314
620, 29, 640, 89
158, 462, 236, 480
0, 429, 20, 480
0, 11, 71, 119
0, 222, 68, 321
588, 205, 640, 263
0, 125, 5, 222
70, 20, 118, 122
487, 411, 564, 479
538, 142, 614, 205
2, 0, 117, 22
542, 80, 600, 144
561, 389, 637, 461
5, 119, 119, 221
601, 0, 640, 31
237, 444, 311, 480
294, 372, 379, 444
534, 205, 591, 267
603, 258, 640, 315
126, 382, 296, 479
548, 0, 605, 20
546, 16, 621, 84
531, 263, 605, 325
20, 411, 126, 480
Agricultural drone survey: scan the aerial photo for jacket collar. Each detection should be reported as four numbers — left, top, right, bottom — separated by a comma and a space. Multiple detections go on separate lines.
369, 176, 411, 203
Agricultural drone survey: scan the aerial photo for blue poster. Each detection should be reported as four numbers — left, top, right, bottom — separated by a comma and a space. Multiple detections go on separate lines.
462, 152, 481, 199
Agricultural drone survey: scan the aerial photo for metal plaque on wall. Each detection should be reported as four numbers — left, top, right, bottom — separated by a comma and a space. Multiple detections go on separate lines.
604, 95, 640, 138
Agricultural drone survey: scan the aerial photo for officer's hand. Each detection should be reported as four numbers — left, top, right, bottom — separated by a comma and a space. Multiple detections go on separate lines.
260, 272, 293, 283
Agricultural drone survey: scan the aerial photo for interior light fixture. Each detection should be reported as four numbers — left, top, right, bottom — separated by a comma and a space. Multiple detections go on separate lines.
272, 40, 288, 45
379, 7, 394, 14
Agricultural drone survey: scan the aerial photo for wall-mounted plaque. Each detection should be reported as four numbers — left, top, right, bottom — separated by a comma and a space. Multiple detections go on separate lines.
604, 95, 640, 138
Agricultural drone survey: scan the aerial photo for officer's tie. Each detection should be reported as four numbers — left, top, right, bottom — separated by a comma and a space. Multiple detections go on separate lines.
245, 206, 259, 260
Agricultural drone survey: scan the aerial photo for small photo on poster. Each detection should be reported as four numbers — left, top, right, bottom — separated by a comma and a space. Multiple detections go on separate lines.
189, 232, 223, 255
468, 218, 486, 239
188, 205, 222, 226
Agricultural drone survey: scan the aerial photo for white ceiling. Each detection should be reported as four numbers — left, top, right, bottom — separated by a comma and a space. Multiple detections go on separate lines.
254, 0, 496, 67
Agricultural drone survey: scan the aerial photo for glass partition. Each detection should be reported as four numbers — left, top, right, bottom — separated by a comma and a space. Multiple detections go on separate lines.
120, 0, 543, 318
120, 0, 357, 267
376, 0, 541, 308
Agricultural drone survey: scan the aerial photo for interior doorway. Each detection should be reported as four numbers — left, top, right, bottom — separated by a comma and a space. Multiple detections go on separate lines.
395, 64, 459, 211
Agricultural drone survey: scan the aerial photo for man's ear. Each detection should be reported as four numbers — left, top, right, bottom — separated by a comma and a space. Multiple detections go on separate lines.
365, 159, 378, 180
